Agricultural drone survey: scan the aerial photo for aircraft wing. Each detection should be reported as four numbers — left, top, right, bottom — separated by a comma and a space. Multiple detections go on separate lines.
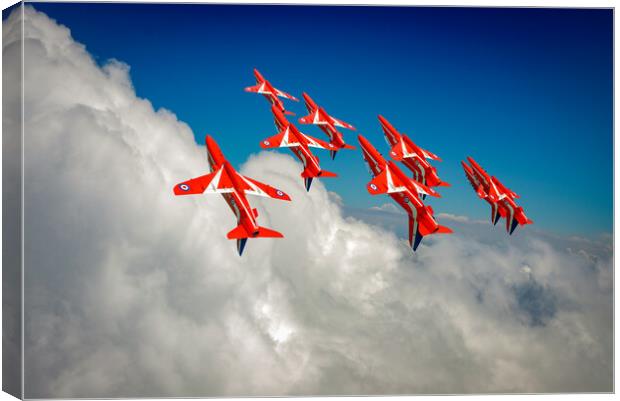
420, 147, 442, 161
237, 174, 292, 201
389, 139, 417, 161
173, 165, 234, 195
329, 116, 356, 131
366, 167, 406, 195
260, 127, 301, 148
244, 83, 267, 94
492, 177, 519, 199
409, 178, 440, 198
275, 88, 299, 101
299, 132, 338, 150
298, 110, 319, 125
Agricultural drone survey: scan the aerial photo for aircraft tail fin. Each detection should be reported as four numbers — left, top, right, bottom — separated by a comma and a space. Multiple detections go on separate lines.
509, 217, 520, 235
227, 224, 283, 255
300, 169, 315, 191
227, 225, 250, 256
236, 238, 248, 256
507, 206, 533, 235
301, 168, 337, 191
491, 203, 501, 225
412, 230, 424, 251
408, 216, 450, 251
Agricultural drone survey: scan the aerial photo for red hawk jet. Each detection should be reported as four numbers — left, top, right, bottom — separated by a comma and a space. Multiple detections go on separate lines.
173, 135, 291, 256
461, 156, 533, 235
379, 115, 449, 198
260, 106, 337, 191
298, 92, 356, 160
244, 69, 298, 115
358, 135, 452, 251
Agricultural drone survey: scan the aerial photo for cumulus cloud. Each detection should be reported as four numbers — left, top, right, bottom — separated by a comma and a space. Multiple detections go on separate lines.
370, 203, 402, 214
8, 6, 613, 398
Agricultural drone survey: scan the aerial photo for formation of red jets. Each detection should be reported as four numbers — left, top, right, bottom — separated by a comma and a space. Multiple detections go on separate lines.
173, 69, 533, 255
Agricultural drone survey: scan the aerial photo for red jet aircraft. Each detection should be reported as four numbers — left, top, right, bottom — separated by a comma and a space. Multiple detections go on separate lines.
358, 135, 452, 251
379, 115, 449, 198
298, 92, 356, 160
244, 69, 298, 115
174, 135, 291, 256
461, 156, 533, 235
260, 106, 338, 191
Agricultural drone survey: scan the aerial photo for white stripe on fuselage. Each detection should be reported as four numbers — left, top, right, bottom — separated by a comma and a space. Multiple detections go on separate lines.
401, 193, 419, 245
313, 110, 322, 124
281, 127, 301, 147
386, 168, 406, 193
503, 200, 515, 229
490, 179, 507, 200
207, 166, 225, 192
361, 145, 384, 176
258, 82, 271, 94
296, 146, 319, 174
229, 189, 256, 232
379, 121, 398, 145
413, 159, 427, 181
240, 175, 267, 197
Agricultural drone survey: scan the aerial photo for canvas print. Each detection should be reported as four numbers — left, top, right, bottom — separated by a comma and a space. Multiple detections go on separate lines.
2, 2, 613, 398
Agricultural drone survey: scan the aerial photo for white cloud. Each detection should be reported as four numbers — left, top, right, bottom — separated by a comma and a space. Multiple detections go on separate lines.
370, 203, 402, 214
8, 6, 613, 398
436, 212, 470, 223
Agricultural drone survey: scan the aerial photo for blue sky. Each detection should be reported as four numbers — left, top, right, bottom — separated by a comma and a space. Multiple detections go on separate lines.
22, 3, 612, 237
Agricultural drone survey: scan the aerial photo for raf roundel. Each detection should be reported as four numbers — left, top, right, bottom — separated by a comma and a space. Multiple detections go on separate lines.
179, 184, 190, 191
370, 183, 377, 190
276, 190, 284, 197
263, 140, 270, 146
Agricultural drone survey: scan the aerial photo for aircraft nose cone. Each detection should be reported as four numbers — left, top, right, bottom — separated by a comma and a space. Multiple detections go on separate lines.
357, 134, 369, 147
